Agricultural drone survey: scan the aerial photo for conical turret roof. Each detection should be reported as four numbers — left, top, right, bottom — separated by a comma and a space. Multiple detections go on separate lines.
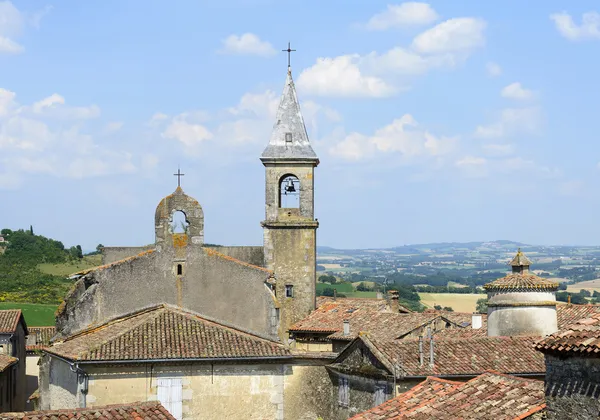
261, 68, 318, 161
510, 248, 532, 267
484, 249, 558, 291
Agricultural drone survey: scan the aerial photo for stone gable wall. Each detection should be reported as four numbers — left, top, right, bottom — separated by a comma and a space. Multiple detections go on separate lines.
545, 354, 600, 419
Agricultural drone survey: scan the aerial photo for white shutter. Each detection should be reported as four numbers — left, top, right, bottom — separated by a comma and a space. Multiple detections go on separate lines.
374, 384, 386, 406
157, 378, 183, 420
338, 377, 349, 407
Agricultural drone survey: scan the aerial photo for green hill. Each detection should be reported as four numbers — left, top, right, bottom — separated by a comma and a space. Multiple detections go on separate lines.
0, 228, 99, 304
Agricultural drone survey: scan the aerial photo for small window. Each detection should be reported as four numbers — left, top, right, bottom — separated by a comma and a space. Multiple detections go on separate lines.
285, 285, 294, 298
285, 132, 292, 143
338, 377, 349, 407
177, 264, 183, 275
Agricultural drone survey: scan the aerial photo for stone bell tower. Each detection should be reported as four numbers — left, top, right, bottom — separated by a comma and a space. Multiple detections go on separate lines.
261, 65, 319, 343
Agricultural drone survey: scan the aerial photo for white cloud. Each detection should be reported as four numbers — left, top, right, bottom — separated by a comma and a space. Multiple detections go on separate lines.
411, 17, 486, 54
27, 93, 100, 119
456, 155, 486, 167
550, 11, 600, 41
162, 115, 213, 148
105, 121, 124, 133
361, 47, 451, 76
297, 55, 395, 98
501, 82, 534, 101
475, 107, 542, 139
219, 33, 276, 57
486, 62, 502, 77
229, 90, 279, 118
558, 180, 584, 196
0, 88, 138, 187
0, 1, 51, 54
365, 2, 439, 30
455, 155, 488, 177
329, 114, 457, 161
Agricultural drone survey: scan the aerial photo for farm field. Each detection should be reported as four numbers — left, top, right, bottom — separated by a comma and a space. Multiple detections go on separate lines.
418, 293, 486, 313
0, 302, 57, 326
37, 255, 102, 277
567, 279, 600, 293
316, 283, 377, 298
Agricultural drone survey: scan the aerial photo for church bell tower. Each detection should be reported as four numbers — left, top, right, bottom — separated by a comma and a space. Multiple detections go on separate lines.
261, 63, 319, 343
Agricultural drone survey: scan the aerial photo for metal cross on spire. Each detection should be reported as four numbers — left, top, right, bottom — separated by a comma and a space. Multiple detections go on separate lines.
282, 42, 296, 68
173, 167, 185, 187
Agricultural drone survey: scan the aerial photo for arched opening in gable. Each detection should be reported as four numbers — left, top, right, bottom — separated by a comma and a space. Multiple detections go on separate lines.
279, 174, 300, 209
170, 210, 189, 234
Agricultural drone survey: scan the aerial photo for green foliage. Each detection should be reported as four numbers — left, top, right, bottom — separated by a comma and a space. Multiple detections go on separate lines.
318, 274, 336, 284
442, 306, 454, 312
558, 282, 567, 291
476, 298, 488, 314
556, 292, 588, 304
579, 289, 591, 297
0, 302, 57, 326
0, 228, 81, 303
356, 282, 373, 291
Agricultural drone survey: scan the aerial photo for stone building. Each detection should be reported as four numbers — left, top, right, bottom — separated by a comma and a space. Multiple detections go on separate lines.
0, 310, 28, 411
55, 65, 319, 345
349, 371, 546, 419
485, 249, 559, 337
38, 304, 333, 418
323, 334, 545, 419
535, 311, 600, 419
25, 326, 55, 410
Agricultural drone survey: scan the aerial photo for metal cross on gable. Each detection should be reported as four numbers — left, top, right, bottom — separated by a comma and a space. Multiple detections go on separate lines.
282, 42, 296, 68
173, 167, 185, 187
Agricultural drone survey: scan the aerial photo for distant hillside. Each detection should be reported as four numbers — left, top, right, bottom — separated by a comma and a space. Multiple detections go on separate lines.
0, 229, 100, 304
320, 240, 527, 254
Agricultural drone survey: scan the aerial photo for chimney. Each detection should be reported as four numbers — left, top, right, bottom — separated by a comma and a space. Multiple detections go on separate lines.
568, 294, 571, 305
471, 313, 482, 329
387, 290, 399, 313
343, 320, 350, 336
418, 336, 424, 367
376, 291, 383, 299
429, 336, 434, 367
333, 289, 337, 301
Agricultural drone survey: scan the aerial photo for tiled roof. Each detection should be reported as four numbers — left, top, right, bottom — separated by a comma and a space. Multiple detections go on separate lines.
0, 310, 24, 334
484, 273, 558, 290
0, 354, 17, 372
203, 247, 272, 274
535, 312, 600, 355
510, 249, 533, 267
46, 304, 290, 362
350, 377, 461, 420
26, 326, 56, 352
1, 401, 176, 419
350, 372, 545, 420
316, 297, 411, 313
556, 304, 600, 329
363, 336, 544, 377
422, 310, 484, 328
434, 326, 487, 339
328, 312, 443, 341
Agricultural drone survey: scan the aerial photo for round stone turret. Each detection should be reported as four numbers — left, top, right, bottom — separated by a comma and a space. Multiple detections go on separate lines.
485, 249, 558, 337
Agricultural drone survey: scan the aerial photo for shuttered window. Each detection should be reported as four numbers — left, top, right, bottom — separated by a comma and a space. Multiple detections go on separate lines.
338, 377, 349, 407
374, 384, 386, 406
157, 377, 183, 420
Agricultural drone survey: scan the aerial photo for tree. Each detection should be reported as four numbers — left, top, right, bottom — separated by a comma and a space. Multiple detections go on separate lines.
96, 244, 104, 253
318, 275, 336, 284
356, 282, 372, 292
1, 229, 12, 236
476, 298, 488, 314
76, 245, 83, 259
442, 306, 454, 312
434, 305, 442, 310
558, 282, 567, 291
322, 287, 335, 297
579, 289, 591, 297
29, 225, 34, 235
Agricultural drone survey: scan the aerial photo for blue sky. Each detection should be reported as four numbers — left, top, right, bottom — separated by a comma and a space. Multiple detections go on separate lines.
1, 1, 600, 250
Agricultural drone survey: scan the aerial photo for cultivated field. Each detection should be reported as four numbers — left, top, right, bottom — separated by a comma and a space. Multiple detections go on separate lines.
38, 254, 102, 277
567, 279, 600, 293
0, 302, 57, 326
418, 293, 486, 313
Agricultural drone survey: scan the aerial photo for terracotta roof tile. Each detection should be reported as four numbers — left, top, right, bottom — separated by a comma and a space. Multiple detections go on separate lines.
484, 273, 558, 290
26, 326, 56, 352
368, 336, 544, 377
0, 354, 17, 372
536, 311, 600, 355
350, 372, 545, 420
556, 304, 600, 329
46, 305, 290, 362
1, 401, 176, 419
510, 249, 533, 267
0, 310, 24, 334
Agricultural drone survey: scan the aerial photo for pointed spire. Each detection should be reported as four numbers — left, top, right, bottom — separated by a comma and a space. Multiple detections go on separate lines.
261, 68, 318, 161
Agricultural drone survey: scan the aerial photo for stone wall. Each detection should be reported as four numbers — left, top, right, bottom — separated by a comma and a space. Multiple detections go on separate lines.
205, 246, 265, 267
488, 305, 557, 337
545, 354, 600, 419
41, 359, 333, 420
57, 245, 278, 340
101, 246, 154, 265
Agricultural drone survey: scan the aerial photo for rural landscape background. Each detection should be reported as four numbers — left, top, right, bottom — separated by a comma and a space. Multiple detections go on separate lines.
3, 226, 599, 327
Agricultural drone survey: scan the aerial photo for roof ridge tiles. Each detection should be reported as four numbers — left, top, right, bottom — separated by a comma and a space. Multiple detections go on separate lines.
202, 247, 273, 275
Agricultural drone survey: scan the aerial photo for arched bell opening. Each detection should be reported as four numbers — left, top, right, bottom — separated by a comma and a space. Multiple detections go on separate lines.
279, 174, 300, 209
